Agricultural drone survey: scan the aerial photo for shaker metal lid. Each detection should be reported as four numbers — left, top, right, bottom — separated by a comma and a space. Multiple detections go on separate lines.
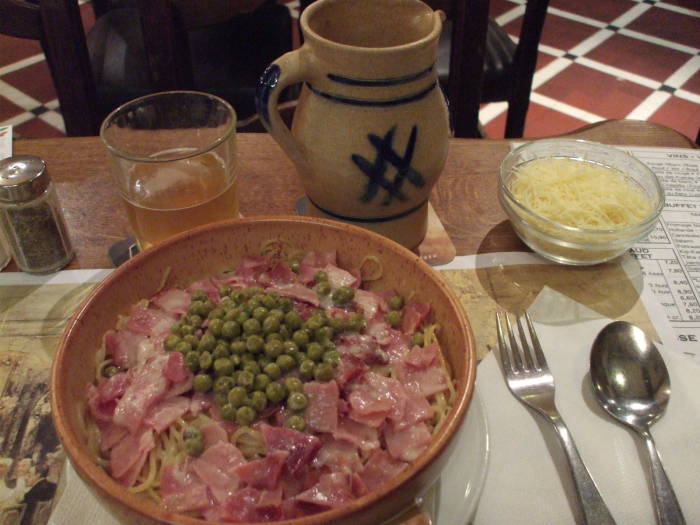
0, 155, 50, 203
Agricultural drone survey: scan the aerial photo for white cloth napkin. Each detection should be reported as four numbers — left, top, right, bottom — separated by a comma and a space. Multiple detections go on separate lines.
473, 293, 700, 525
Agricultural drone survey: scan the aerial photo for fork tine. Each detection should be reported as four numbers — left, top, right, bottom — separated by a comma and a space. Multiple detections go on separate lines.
495, 312, 514, 375
515, 315, 535, 370
524, 312, 547, 369
504, 312, 524, 372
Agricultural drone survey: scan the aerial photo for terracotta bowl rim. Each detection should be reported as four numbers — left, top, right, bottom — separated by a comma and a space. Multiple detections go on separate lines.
51, 215, 476, 525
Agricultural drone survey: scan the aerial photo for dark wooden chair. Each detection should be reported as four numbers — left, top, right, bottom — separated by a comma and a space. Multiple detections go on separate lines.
298, 0, 549, 139
0, 0, 293, 136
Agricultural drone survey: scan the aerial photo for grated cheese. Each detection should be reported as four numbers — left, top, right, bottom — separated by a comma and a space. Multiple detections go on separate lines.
508, 157, 653, 230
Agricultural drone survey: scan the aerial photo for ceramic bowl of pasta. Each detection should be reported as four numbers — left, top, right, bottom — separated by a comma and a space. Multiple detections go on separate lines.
499, 138, 664, 265
51, 216, 476, 525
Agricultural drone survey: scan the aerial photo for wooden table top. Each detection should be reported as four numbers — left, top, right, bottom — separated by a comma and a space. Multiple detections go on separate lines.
7, 119, 697, 271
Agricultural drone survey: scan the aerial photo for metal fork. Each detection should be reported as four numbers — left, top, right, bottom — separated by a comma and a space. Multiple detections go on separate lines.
496, 311, 617, 525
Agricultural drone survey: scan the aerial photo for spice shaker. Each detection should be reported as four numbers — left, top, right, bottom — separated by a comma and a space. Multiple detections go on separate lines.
0, 155, 74, 273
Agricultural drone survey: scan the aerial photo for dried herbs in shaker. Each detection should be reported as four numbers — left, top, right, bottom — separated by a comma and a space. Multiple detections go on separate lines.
0, 155, 74, 273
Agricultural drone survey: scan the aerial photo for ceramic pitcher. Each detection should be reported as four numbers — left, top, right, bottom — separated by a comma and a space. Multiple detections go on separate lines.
256, 0, 449, 249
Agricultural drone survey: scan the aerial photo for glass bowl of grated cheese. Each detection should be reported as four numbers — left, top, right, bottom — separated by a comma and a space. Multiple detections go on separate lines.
499, 139, 664, 265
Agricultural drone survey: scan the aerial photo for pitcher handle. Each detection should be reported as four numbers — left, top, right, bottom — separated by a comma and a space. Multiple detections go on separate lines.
255, 50, 309, 172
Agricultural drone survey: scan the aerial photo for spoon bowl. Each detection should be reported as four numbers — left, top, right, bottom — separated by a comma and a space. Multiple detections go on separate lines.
590, 320, 685, 525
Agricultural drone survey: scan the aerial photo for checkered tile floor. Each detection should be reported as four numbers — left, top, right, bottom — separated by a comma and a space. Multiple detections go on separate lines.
0, 0, 698, 141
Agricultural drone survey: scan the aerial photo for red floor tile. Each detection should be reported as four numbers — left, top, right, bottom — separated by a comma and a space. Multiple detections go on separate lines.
661, 0, 700, 10
483, 101, 590, 138
626, 7, 700, 50
650, 96, 700, 144
548, 0, 633, 24
680, 68, 700, 96
586, 33, 691, 83
0, 35, 42, 68
0, 95, 25, 121
3, 61, 58, 105
490, 0, 519, 18
537, 62, 654, 118
506, 12, 599, 52
13, 117, 65, 139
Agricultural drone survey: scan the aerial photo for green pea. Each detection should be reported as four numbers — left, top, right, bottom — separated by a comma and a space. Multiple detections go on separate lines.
287, 391, 308, 411
314, 270, 328, 283
261, 295, 277, 309
236, 311, 250, 324
103, 365, 119, 378
250, 390, 268, 412
262, 316, 281, 335
263, 362, 282, 380
243, 318, 261, 335
258, 356, 272, 368
191, 289, 208, 302
276, 354, 295, 373
290, 350, 305, 366
285, 311, 303, 331
222, 320, 241, 339
254, 373, 271, 391
329, 317, 345, 332
323, 350, 341, 365
241, 352, 255, 363
183, 425, 202, 441
290, 261, 300, 273
193, 373, 213, 393
265, 340, 284, 359
214, 392, 228, 406
246, 334, 265, 354
292, 329, 310, 347
251, 306, 268, 322
314, 362, 335, 382
220, 403, 237, 421
228, 386, 248, 408
185, 351, 200, 372
224, 308, 241, 321
212, 343, 229, 360
266, 332, 284, 343
185, 437, 204, 457
386, 310, 402, 327
246, 297, 262, 312
213, 357, 233, 376
213, 376, 235, 394
175, 341, 192, 354
236, 406, 257, 426
332, 286, 355, 305
278, 297, 293, 312
243, 361, 261, 375
299, 359, 316, 380
266, 381, 286, 403
199, 351, 213, 371
180, 324, 195, 337
220, 285, 232, 296
183, 334, 199, 347
188, 314, 203, 328
284, 376, 304, 393
237, 370, 255, 390
348, 312, 365, 331
208, 318, 224, 337
313, 280, 330, 296
323, 340, 336, 352
268, 308, 284, 320
285, 415, 306, 431
389, 295, 404, 310
231, 290, 246, 304
411, 333, 425, 347
164, 334, 181, 351
208, 307, 224, 320
198, 333, 216, 352
230, 340, 247, 354
307, 342, 324, 361
171, 322, 183, 336
315, 326, 334, 342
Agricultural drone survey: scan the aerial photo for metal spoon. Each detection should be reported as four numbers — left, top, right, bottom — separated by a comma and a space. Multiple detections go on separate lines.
590, 321, 685, 525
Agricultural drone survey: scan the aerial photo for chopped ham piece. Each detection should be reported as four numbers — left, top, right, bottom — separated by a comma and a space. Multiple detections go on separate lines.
360, 449, 409, 491
295, 472, 354, 509
96, 371, 130, 403
192, 441, 245, 503
99, 421, 129, 453
87, 384, 116, 423
104, 329, 149, 369
396, 359, 449, 397
404, 342, 439, 369
217, 486, 284, 523
165, 373, 193, 399
392, 392, 433, 431
304, 381, 339, 433
336, 333, 387, 364
366, 318, 392, 344
188, 278, 221, 302
125, 306, 175, 338
353, 289, 384, 320
401, 300, 431, 334
200, 420, 228, 449
150, 288, 190, 317
144, 396, 190, 433
347, 372, 407, 427
334, 353, 368, 388
113, 354, 170, 434
261, 425, 322, 476
383, 328, 412, 363
322, 263, 357, 289
189, 392, 211, 416
160, 464, 211, 513
312, 438, 363, 473
234, 450, 288, 490
301, 251, 337, 267
163, 351, 189, 383
259, 261, 298, 286
384, 422, 432, 462
110, 426, 155, 486
271, 284, 320, 306
333, 417, 380, 455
